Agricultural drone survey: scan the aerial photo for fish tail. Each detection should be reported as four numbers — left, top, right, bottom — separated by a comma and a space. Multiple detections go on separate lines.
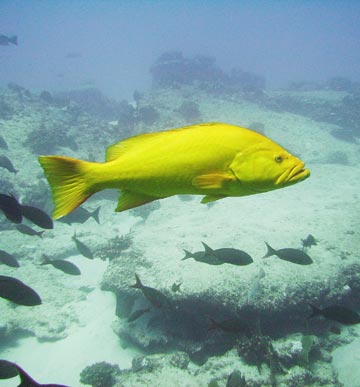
182, 249, 194, 260
130, 273, 143, 289
263, 242, 276, 258
91, 206, 101, 224
38, 156, 96, 220
308, 303, 321, 318
40, 254, 51, 265
37, 230, 45, 238
10, 35, 17, 45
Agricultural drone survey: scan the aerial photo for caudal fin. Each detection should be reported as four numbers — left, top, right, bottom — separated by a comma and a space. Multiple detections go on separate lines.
263, 242, 277, 258
91, 206, 101, 224
38, 156, 93, 220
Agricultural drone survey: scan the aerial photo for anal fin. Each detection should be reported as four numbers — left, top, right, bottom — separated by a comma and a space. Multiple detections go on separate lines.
201, 194, 227, 204
116, 191, 159, 212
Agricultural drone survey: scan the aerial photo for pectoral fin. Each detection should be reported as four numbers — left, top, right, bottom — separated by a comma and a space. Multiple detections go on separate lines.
201, 194, 227, 204
116, 191, 159, 212
192, 173, 234, 190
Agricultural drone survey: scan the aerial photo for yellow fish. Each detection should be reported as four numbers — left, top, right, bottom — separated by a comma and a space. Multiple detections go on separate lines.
38, 122, 310, 219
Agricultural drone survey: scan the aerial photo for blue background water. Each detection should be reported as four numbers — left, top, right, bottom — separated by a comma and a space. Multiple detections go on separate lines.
1, 0, 360, 99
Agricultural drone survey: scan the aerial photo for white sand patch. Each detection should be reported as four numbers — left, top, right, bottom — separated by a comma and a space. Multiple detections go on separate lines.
0, 252, 139, 387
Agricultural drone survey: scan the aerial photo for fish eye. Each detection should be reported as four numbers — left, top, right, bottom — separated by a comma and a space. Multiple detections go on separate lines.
275, 155, 283, 163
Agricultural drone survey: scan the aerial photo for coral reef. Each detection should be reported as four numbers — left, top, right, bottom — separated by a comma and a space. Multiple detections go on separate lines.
80, 361, 120, 387
95, 233, 133, 261
176, 101, 201, 123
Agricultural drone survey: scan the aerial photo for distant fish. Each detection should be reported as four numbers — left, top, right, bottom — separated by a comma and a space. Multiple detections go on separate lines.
72, 232, 94, 259
58, 206, 100, 225
20, 205, 54, 229
308, 303, 360, 325
0, 275, 41, 306
263, 242, 313, 265
0, 193, 22, 223
0, 249, 19, 268
41, 254, 81, 276
301, 234, 317, 249
208, 316, 249, 334
0, 35, 17, 46
16, 224, 45, 238
0, 156, 18, 174
202, 242, 253, 266
0, 136, 8, 150
127, 307, 151, 322
0, 359, 69, 386
131, 273, 171, 309
182, 249, 224, 265
171, 282, 182, 293
65, 51, 82, 59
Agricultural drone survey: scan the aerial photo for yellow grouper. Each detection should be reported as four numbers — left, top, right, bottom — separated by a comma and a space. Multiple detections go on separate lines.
38, 122, 310, 219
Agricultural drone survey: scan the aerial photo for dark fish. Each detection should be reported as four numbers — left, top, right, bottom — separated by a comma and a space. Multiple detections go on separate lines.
308, 303, 360, 325
0, 35, 17, 46
171, 282, 182, 293
131, 274, 171, 309
0, 249, 19, 268
21, 205, 53, 229
58, 206, 100, 225
202, 242, 253, 266
227, 370, 247, 387
16, 224, 44, 238
127, 307, 151, 322
0, 275, 41, 306
0, 193, 22, 223
263, 242, 313, 265
182, 249, 224, 265
301, 234, 317, 249
41, 254, 80, 275
0, 359, 69, 386
0, 136, 8, 150
208, 316, 249, 334
0, 155, 18, 174
72, 232, 94, 259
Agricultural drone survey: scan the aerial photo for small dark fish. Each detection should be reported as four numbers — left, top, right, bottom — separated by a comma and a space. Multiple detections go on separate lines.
0, 275, 41, 306
0, 35, 17, 46
0, 135, 8, 150
0, 249, 19, 268
16, 224, 44, 238
208, 316, 249, 334
263, 242, 313, 265
308, 303, 360, 325
127, 307, 151, 322
0, 193, 22, 223
171, 282, 182, 293
182, 249, 224, 265
0, 359, 69, 386
21, 205, 53, 229
301, 234, 317, 249
72, 232, 94, 259
59, 206, 100, 225
202, 242, 253, 266
0, 155, 18, 174
131, 274, 171, 309
227, 370, 247, 387
41, 254, 80, 276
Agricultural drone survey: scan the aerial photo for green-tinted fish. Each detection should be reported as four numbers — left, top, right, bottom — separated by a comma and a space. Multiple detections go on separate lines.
301, 234, 317, 249
0, 275, 42, 306
0, 156, 18, 174
0, 249, 19, 268
127, 307, 151, 322
202, 242, 253, 266
130, 274, 171, 309
58, 206, 100, 225
182, 249, 223, 265
263, 242, 313, 265
226, 370, 247, 387
41, 254, 80, 276
171, 282, 182, 293
72, 232, 94, 259
308, 303, 360, 325
21, 205, 53, 229
0, 359, 69, 386
16, 224, 44, 238
299, 334, 316, 367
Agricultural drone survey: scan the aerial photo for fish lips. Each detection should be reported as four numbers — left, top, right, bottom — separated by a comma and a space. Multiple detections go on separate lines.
276, 162, 310, 185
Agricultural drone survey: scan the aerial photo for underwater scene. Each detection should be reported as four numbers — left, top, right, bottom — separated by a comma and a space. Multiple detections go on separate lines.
1, 1, 360, 386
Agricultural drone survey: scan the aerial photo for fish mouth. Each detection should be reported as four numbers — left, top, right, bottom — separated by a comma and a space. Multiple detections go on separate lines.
276, 162, 310, 185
